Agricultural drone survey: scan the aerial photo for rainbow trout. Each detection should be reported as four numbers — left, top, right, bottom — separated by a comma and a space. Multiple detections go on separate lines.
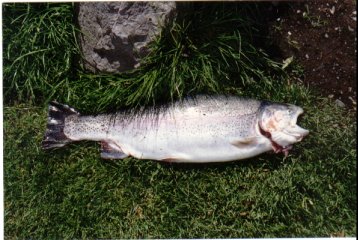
42, 95, 309, 163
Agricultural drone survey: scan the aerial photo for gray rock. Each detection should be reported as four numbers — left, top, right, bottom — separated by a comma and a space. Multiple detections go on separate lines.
77, 2, 176, 73
335, 99, 345, 108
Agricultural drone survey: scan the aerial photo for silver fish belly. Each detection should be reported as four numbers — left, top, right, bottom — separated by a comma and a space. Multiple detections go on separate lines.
42, 96, 309, 163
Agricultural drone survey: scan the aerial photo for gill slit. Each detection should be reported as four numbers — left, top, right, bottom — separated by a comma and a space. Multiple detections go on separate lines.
258, 124, 283, 153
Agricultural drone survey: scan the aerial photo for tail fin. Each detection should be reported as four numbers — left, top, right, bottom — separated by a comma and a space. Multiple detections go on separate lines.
42, 101, 80, 149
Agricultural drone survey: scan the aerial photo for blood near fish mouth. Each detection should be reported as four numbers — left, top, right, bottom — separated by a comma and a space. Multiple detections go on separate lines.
258, 125, 292, 156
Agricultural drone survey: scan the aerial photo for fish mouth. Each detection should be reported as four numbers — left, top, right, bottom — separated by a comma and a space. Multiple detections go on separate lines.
282, 126, 309, 142
289, 108, 309, 141
258, 104, 309, 156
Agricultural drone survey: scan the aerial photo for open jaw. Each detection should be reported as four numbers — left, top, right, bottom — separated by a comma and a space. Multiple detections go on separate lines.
282, 125, 309, 142
289, 109, 309, 140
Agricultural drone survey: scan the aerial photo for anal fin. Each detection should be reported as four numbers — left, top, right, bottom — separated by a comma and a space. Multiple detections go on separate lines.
100, 141, 128, 159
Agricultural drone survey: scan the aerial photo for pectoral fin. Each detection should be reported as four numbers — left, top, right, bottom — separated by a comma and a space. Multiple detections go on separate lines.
231, 137, 258, 148
100, 141, 128, 159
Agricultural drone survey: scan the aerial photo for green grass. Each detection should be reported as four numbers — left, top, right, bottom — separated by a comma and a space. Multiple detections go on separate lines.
3, 3, 79, 104
3, 2, 282, 111
3, 2, 357, 238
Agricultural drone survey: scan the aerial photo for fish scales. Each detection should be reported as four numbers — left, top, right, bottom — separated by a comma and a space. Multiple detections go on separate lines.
42, 95, 309, 163
107, 99, 260, 162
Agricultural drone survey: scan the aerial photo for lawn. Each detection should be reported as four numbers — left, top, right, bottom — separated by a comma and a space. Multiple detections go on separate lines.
3, 2, 357, 238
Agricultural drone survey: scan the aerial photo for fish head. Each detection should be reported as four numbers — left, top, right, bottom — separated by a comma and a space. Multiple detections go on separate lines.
259, 103, 309, 149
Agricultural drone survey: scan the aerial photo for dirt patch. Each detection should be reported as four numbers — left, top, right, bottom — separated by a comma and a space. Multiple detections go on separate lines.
264, 0, 356, 110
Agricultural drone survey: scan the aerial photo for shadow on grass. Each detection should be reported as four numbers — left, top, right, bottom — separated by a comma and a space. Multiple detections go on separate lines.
157, 152, 287, 171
